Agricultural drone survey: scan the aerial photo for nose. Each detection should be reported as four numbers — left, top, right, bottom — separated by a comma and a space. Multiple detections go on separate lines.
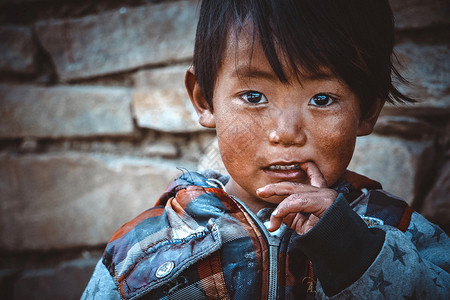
268, 107, 306, 146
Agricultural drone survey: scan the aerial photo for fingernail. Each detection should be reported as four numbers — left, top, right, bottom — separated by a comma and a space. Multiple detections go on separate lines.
272, 209, 279, 216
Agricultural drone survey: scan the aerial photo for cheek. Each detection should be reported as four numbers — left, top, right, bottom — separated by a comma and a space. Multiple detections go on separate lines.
215, 118, 258, 167
314, 118, 359, 184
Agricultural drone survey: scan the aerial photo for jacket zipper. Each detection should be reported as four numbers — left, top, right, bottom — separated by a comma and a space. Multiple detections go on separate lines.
231, 196, 286, 300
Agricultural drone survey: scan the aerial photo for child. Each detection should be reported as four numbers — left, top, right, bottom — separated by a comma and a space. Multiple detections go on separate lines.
83, 0, 450, 299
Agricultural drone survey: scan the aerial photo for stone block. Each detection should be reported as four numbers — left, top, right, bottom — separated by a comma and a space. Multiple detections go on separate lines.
0, 26, 37, 74
0, 85, 134, 138
384, 43, 450, 116
0, 269, 19, 300
13, 257, 98, 300
0, 153, 181, 251
374, 115, 434, 139
421, 161, 450, 232
133, 64, 191, 89
34, 1, 198, 81
389, 0, 449, 30
143, 141, 178, 158
132, 65, 206, 132
348, 134, 434, 205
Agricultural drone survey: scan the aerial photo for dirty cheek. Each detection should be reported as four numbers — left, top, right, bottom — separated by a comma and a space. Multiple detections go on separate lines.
316, 117, 358, 184
216, 117, 259, 167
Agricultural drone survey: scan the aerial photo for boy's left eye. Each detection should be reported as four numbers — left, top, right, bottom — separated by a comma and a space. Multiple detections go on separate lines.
309, 94, 336, 107
240, 91, 268, 104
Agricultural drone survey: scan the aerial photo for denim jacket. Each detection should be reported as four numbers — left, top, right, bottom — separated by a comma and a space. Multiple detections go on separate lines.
83, 170, 450, 299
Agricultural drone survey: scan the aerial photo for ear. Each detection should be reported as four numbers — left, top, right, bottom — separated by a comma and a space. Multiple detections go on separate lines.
357, 98, 385, 136
185, 66, 216, 128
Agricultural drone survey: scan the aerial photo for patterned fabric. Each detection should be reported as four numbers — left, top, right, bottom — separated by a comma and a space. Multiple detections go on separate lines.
82, 170, 450, 299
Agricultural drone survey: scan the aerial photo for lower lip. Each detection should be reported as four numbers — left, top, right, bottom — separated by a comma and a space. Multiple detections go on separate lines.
262, 168, 307, 181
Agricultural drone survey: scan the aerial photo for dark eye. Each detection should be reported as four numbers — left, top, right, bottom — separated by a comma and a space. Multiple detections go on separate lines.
309, 94, 336, 107
240, 91, 268, 104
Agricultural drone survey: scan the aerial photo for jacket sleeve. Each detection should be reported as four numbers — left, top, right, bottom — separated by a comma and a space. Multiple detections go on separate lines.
297, 195, 450, 299
81, 259, 122, 300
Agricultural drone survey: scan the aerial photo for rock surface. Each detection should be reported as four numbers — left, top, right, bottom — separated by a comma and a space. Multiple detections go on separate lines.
389, 0, 450, 29
132, 65, 205, 132
348, 134, 435, 204
374, 115, 434, 139
421, 161, 450, 232
34, 0, 198, 81
0, 152, 181, 250
13, 258, 98, 300
0, 85, 134, 138
0, 26, 37, 74
385, 43, 450, 116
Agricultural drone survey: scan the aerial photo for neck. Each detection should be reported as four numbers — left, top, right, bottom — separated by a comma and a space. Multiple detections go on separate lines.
225, 179, 276, 214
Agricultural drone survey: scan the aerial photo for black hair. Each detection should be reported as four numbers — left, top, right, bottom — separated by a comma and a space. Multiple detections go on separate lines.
193, 0, 414, 116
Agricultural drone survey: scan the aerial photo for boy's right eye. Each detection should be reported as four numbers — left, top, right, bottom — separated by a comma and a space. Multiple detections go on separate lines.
240, 91, 268, 104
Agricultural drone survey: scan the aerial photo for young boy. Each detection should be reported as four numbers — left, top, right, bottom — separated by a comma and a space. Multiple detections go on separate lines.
83, 0, 449, 299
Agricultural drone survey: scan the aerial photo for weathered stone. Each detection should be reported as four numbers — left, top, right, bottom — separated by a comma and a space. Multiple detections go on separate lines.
383, 43, 450, 116
374, 115, 434, 139
0, 153, 181, 251
0, 26, 37, 74
143, 141, 178, 158
133, 64, 191, 88
0, 269, 19, 300
421, 161, 450, 232
133, 88, 204, 132
348, 134, 434, 205
34, 1, 198, 81
13, 257, 98, 300
0, 85, 134, 138
132, 65, 206, 132
389, 0, 449, 30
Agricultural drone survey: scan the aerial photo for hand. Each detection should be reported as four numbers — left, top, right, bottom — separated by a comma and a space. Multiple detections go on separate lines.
256, 162, 338, 235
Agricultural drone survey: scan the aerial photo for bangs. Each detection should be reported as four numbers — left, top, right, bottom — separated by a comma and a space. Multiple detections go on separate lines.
194, 0, 413, 114
233, 0, 345, 84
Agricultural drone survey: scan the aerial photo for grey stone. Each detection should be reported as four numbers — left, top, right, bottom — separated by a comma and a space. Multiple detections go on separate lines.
133, 64, 191, 88
34, 1, 198, 81
0, 269, 19, 300
13, 257, 99, 300
0, 152, 182, 250
389, 0, 449, 30
132, 65, 206, 132
133, 87, 204, 132
348, 134, 434, 205
421, 161, 450, 231
143, 141, 179, 158
374, 115, 434, 139
383, 43, 450, 116
0, 26, 37, 74
0, 85, 134, 138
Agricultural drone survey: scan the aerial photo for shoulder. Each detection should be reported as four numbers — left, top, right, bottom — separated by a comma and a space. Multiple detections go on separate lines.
99, 170, 231, 298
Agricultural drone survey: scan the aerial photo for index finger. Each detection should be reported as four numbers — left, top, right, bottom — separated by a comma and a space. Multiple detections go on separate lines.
256, 181, 317, 198
301, 162, 327, 188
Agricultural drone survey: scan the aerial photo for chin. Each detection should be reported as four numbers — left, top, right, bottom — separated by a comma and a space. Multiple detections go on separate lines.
260, 194, 286, 206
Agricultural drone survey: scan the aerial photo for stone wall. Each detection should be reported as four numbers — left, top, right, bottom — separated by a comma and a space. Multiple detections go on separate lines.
0, 0, 448, 298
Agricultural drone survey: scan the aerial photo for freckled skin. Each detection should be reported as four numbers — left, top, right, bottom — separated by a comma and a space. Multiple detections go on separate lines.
186, 30, 383, 233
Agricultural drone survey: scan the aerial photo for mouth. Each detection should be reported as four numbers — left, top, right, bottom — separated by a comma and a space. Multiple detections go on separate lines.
263, 162, 308, 181
267, 163, 301, 171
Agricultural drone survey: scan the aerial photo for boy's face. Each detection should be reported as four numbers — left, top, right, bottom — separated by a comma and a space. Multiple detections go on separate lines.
188, 31, 380, 211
